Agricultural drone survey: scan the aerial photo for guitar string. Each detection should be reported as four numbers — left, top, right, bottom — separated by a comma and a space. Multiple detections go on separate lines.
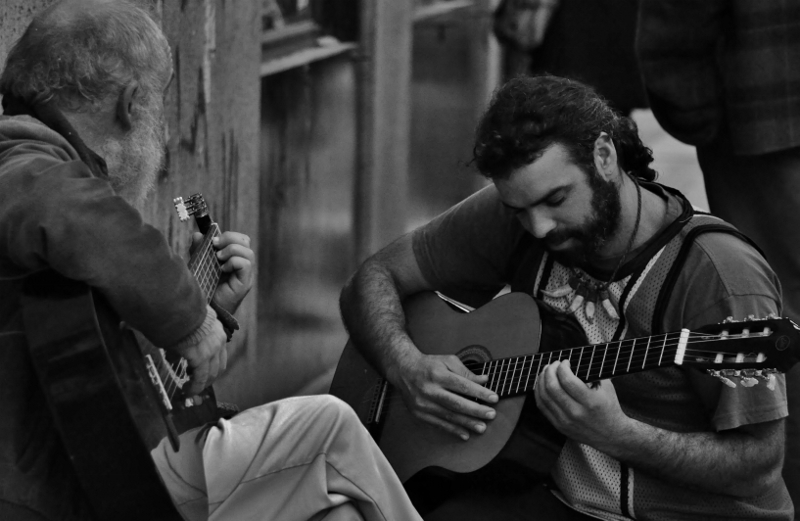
364, 343, 776, 410
461, 334, 771, 379
476, 340, 770, 385
474, 343, 774, 395
156, 227, 221, 402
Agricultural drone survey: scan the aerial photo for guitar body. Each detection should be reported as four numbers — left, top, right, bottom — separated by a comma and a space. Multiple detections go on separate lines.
21, 270, 219, 521
331, 291, 578, 483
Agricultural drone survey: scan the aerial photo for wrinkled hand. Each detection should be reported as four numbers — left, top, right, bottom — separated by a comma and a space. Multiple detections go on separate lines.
175, 318, 229, 396
390, 351, 499, 441
534, 359, 630, 450
191, 231, 254, 313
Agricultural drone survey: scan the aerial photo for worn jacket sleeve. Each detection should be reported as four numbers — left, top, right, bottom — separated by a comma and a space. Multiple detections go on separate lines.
635, 0, 727, 147
0, 145, 206, 348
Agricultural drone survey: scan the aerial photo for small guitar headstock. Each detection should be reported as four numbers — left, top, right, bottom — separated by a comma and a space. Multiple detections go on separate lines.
173, 194, 208, 222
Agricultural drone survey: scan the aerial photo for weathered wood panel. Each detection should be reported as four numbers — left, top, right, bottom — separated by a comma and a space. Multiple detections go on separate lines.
151, 0, 261, 409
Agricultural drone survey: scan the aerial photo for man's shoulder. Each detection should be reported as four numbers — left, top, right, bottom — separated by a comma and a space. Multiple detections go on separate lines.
681, 223, 779, 299
0, 114, 78, 164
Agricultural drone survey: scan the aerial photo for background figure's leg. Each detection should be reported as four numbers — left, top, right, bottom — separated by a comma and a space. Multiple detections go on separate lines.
698, 142, 800, 518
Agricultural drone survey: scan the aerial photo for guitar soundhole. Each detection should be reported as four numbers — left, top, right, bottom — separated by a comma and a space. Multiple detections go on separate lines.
458, 344, 492, 372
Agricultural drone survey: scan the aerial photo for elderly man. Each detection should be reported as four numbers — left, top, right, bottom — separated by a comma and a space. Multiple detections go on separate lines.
339, 75, 793, 520
0, 1, 420, 520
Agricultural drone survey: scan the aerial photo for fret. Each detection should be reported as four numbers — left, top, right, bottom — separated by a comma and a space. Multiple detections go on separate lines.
598, 343, 609, 379
612, 341, 621, 376
576, 346, 585, 382
487, 359, 498, 393
640, 337, 653, 369
514, 356, 523, 394
499, 358, 508, 396
586, 345, 595, 380
534, 352, 544, 391
523, 354, 533, 392
658, 333, 667, 367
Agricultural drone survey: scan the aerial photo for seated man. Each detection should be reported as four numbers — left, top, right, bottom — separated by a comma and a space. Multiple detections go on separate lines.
339, 75, 794, 520
0, 1, 420, 520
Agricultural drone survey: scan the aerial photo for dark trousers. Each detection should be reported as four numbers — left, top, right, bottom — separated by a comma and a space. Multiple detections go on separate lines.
698, 140, 800, 518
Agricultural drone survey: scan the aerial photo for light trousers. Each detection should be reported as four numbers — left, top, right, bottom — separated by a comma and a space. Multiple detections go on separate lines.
152, 395, 422, 521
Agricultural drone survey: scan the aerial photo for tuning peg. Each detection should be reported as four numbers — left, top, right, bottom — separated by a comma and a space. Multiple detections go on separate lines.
708, 369, 737, 388
760, 372, 778, 391
740, 377, 759, 388
722, 316, 737, 324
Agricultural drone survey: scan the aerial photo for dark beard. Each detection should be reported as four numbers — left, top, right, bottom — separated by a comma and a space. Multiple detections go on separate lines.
548, 169, 622, 267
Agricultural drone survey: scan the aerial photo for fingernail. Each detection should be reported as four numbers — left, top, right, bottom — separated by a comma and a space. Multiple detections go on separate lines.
485, 410, 496, 420
460, 433, 469, 441
474, 423, 486, 433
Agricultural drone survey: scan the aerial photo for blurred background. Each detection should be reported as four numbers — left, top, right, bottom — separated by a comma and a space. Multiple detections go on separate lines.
0, 0, 707, 409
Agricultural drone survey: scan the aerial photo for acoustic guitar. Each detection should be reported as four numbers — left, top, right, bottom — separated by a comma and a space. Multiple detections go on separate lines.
21, 194, 237, 521
330, 291, 800, 484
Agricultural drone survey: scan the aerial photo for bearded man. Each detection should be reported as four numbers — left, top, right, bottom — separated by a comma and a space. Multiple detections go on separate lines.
0, 1, 420, 521
339, 75, 793, 520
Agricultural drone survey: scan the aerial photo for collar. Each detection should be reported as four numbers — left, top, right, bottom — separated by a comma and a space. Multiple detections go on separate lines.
2, 92, 109, 179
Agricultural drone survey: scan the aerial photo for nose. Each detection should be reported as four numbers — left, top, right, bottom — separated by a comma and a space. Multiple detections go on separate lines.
521, 207, 556, 239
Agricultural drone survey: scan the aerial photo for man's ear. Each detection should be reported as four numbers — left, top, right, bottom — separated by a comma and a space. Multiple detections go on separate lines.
116, 82, 139, 132
593, 132, 618, 180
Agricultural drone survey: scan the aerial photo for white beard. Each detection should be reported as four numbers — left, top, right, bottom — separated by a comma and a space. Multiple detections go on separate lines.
99, 107, 165, 212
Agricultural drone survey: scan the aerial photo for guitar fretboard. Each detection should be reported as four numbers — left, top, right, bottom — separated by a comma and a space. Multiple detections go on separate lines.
186, 222, 221, 303
469, 331, 689, 397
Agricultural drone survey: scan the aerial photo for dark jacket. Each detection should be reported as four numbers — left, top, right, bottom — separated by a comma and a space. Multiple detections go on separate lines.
637, 0, 800, 154
0, 114, 206, 521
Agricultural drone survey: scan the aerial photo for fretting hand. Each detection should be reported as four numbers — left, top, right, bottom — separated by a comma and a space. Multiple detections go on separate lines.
534, 359, 632, 451
191, 231, 254, 314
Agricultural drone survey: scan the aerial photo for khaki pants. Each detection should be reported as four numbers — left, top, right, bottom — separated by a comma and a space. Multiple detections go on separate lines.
152, 395, 421, 521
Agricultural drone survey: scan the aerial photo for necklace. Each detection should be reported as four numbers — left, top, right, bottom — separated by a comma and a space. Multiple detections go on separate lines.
542, 176, 642, 322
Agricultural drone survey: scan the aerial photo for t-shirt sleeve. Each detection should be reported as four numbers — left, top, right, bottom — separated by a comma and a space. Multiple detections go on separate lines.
411, 185, 531, 307
665, 232, 788, 431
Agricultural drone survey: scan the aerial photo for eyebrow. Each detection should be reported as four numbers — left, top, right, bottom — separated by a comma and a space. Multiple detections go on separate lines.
501, 185, 567, 211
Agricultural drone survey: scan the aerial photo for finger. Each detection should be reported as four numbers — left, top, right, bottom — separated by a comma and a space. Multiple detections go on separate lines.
214, 231, 251, 250
187, 361, 209, 396
414, 409, 475, 441
219, 343, 228, 374
555, 359, 593, 402
207, 350, 221, 385
216, 243, 255, 264
189, 232, 204, 256
433, 383, 497, 422
218, 254, 252, 276
443, 373, 499, 409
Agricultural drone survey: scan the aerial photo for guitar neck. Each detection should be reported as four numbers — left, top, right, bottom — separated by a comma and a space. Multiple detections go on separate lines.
186, 222, 221, 303
477, 330, 689, 397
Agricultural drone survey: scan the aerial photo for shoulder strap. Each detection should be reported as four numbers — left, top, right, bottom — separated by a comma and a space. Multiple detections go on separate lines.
651, 212, 764, 333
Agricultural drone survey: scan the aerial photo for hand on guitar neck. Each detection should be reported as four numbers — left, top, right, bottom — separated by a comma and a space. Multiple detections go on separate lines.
175, 230, 253, 397
189, 230, 255, 315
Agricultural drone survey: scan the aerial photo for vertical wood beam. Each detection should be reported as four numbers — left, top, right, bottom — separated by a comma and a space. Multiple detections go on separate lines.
355, 0, 414, 260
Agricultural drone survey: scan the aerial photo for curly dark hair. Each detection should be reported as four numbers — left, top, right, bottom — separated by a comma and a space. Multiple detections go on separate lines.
473, 75, 656, 181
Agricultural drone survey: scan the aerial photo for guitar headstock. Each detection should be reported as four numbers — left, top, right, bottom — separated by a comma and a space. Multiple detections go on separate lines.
173, 194, 208, 222
683, 315, 800, 388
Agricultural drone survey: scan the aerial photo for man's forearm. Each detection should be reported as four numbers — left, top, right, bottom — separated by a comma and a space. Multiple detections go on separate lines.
601, 417, 785, 497
340, 260, 420, 382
